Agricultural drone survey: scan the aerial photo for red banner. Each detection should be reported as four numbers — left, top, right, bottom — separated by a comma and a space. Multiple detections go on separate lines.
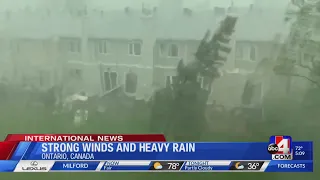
0, 142, 19, 160
4, 134, 166, 142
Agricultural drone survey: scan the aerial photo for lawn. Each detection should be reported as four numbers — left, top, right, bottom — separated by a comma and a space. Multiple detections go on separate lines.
0, 100, 317, 180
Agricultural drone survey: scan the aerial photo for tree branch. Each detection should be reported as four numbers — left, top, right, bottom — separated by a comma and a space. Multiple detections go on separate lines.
278, 72, 320, 88
297, 64, 312, 72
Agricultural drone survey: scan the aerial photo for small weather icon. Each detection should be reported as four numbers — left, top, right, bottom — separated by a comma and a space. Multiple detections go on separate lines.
235, 162, 244, 170
153, 162, 163, 170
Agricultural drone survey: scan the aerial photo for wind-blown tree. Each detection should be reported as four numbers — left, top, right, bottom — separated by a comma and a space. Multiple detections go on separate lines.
274, 0, 320, 88
149, 16, 237, 141
239, 0, 320, 123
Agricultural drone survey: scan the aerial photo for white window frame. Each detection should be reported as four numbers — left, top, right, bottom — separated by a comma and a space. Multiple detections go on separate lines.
168, 43, 179, 58
103, 71, 118, 92
128, 41, 142, 56
97, 40, 109, 54
124, 72, 138, 95
236, 45, 257, 62
165, 75, 177, 87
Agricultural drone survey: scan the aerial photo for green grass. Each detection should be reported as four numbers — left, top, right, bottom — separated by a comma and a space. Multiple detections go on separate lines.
0, 102, 317, 180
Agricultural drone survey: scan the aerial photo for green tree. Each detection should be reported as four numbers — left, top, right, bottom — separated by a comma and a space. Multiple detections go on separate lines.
274, 0, 320, 88
150, 16, 238, 141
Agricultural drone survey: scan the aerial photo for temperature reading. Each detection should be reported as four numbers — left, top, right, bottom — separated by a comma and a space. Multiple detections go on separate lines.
295, 146, 303, 151
295, 146, 305, 156
247, 163, 260, 170
167, 163, 180, 170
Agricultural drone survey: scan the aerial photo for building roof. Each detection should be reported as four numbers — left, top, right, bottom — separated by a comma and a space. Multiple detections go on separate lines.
86, 9, 219, 40
234, 9, 290, 41
0, 7, 291, 42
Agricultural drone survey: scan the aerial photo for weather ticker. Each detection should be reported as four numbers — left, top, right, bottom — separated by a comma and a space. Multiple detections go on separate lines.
0, 134, 313, 172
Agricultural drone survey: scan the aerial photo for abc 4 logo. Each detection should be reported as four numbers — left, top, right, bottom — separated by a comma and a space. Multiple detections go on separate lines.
268, 143, 293, 160
267, 143, 279, 154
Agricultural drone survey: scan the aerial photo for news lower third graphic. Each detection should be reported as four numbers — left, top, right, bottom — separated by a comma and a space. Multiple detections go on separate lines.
0, 134, 313, 172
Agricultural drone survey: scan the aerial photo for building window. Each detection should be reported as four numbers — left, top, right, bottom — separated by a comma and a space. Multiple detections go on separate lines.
159, 43, 166, 56
242, 81, 262, 105
168, 44, 179, 57
125, 72, 138, 93
103, 71, 117, 91
165, 76, 177, 87
69, 69, 82, 80
303, 53, 315, 64
68, 40, 81, 53
128, 41, 142, 56
97, 40, 108, 54
250, 46, 256, 61
235, 46, 243, 60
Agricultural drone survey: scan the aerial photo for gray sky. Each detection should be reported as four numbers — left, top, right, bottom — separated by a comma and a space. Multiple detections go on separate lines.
0, 0, 255, 10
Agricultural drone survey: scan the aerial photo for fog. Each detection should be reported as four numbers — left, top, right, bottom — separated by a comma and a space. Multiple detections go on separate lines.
0, 0, 318, 179
0, 0, 255, 10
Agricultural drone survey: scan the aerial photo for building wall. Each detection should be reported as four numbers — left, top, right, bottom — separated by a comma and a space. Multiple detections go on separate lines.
234, 41, 274, 70
212, 41, 275, 107
8, 39, 56, 88
0, 38, 14, 81
61, 21, 157, 97
1, 8, 305, 108
0, 27, 286, 108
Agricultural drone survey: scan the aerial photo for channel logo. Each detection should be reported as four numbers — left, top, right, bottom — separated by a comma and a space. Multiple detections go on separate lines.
268, 136, 293, 160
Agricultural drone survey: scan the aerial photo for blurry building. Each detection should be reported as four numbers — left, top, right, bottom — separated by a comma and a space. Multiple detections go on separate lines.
0, 0, 290, 107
